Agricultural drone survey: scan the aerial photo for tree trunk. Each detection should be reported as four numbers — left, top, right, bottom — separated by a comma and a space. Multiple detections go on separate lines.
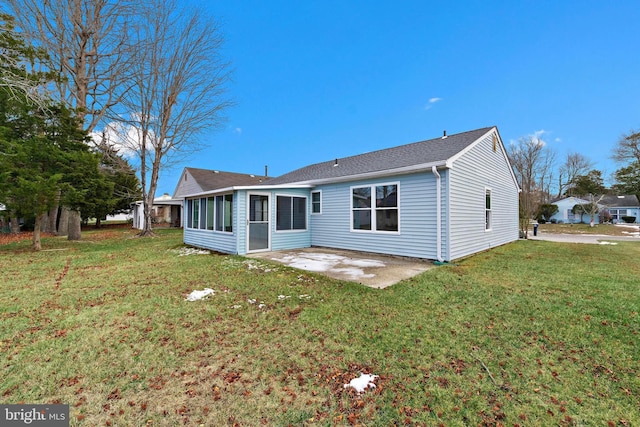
95, 217, 102, 228
140, 193, 155, 236
68, 210, 82, 240
10, 217, 19, 234
140, 161, 159, 237
49, 192, 60, 234
58, 207, 70, 236
48, 206, 59, 233
33, 214, 43, 251
40, 213, 50, 233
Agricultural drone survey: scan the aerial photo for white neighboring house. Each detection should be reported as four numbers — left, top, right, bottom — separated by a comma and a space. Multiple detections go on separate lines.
132, 193, 183, 230
549, 195, 640, 224
0, 203, 7, 232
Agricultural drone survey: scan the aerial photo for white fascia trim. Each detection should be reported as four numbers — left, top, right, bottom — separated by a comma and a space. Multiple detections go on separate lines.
182, 161, 448, 198
283, 161, 449, 187
182, 184, 313, 199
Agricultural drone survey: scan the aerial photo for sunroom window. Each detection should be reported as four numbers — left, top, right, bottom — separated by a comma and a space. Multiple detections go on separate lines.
276, 195, 307, 231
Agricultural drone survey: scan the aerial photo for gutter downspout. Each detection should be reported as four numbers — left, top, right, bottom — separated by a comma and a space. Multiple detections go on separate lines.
431, 166, 444, 262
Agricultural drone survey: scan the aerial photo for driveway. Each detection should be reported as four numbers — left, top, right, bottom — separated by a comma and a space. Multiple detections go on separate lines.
248, 247, 433, 289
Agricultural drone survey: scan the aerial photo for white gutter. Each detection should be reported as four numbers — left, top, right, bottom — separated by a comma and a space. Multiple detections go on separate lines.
284, 160, 448, 187
432, 166, 444, 262
181, 161, 449, 199
181, 184, 313, 199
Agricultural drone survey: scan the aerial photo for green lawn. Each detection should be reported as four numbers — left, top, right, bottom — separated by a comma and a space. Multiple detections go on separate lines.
1, 229, 638, 426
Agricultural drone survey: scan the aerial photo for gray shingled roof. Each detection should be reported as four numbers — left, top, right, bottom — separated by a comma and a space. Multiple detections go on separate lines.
184, 168, 268, 193
263, 127, 494, 185
600, 195, 640, 207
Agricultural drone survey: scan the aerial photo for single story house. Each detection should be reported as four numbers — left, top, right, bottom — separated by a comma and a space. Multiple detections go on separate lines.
132, 194, 184, 230
600, 195, 640, 223
549, 195, 640, 224
180, 126, 520, 262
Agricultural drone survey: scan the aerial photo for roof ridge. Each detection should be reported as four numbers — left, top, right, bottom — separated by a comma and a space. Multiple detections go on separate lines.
318, 126, 495, 165
185, 166, 259, 176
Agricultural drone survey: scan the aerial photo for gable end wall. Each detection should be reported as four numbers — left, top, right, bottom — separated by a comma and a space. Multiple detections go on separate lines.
174, 170, 204, 198
447, 132, 519, 260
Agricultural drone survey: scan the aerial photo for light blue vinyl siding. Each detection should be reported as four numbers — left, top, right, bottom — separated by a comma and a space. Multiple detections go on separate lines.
447, 133, 519, 260
271, 188, 312, 251
235, 189, 312, 254
183, 228, 237, 253
311, 173, 441, 259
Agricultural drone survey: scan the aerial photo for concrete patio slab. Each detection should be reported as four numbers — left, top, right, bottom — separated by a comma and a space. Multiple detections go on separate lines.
247, 247, 433, 289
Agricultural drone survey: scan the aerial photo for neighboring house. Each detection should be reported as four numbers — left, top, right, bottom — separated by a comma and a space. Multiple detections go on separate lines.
549, 196, 595, 224
549, 195, 640, 224
181, 126, 520, 262
600, 195, 640, 223
0, 203, 7, 232
132, 194, 184, 230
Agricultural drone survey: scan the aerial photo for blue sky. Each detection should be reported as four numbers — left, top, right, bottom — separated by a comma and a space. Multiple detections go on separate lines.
156, 0, 640, 195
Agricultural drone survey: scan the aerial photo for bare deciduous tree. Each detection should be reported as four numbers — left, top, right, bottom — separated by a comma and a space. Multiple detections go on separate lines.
572, 194, 605, 227
6, 0, 133, 239
557, 152, 593, 197
509, 136, 555, 238
103, 0, 231, 236
612, 129, 640, 165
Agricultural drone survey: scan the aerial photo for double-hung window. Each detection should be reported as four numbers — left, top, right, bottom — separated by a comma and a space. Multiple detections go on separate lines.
276, 195, 307, 231
311, 191, 322, 214
485, 188, 492, 231
352, 183, 399, 232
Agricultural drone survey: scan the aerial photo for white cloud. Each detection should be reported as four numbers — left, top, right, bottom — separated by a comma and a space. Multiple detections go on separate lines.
234, 127, 242, 134
89, 114, 160, 159
529, 129, 549, 146
424, 97, 442, 110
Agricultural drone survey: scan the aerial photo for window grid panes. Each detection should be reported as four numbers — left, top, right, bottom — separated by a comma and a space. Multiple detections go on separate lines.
311, 191, 321, 214
352, 184, 398, 232
186, 195, 232, 232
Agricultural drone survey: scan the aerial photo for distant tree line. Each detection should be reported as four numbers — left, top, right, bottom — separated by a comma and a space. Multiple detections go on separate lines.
508, 129, 640, 236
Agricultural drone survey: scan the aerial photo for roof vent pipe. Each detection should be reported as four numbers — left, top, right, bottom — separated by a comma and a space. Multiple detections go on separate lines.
442, 130, 447, 139
265, 165, 268, 177
333, 158, 339, 167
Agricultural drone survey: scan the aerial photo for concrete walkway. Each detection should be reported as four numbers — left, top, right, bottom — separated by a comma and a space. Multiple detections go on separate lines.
248, 247, 433, 289
528, 232, 640, 244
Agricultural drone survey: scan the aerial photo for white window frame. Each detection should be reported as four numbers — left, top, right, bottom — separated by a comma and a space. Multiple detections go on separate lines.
485, 187, 492, 231
350, 182, 400, 234
275, 194, 308, 232
214, 193, 234, 233
186, 194, 233, 233
311, 190, 322, 215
